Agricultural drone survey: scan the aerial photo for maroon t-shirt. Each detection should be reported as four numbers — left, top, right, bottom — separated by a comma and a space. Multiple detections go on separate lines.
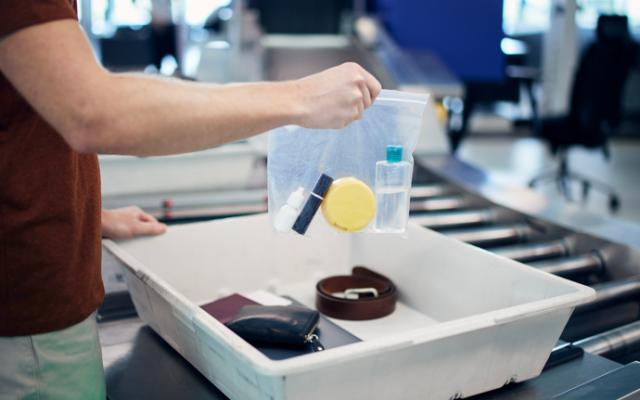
0, 0, 104, 335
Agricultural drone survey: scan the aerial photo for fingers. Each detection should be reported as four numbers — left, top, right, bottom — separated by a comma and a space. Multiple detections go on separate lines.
131, 219, 167, 237
125, 205, 143, 214
138, 210, 159, 223
355, 96, 365, 120
362, 69, 382, 102
136, 211, 167, 236
101, 206, 167, 239
358, 78, 372, 109
345, 62, 380, 109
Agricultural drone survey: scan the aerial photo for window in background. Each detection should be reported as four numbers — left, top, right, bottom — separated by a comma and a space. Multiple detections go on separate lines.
87, 0, 229, 34
184, 0, 230, 26
503, 0, 552, 34
91, 0, 151, 34
504, 0, 640, 35
576, 0, 640, 28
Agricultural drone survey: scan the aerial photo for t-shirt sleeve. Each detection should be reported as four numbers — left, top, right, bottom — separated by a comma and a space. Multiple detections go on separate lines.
0, 0, 77, 39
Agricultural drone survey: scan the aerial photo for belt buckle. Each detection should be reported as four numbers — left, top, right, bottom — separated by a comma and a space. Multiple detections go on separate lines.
332, 287, 379, 300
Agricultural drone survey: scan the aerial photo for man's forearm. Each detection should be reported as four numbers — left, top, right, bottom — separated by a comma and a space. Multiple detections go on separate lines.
0, 19, 380, 157
0, 20, 302, 156
83, 74, 302, 156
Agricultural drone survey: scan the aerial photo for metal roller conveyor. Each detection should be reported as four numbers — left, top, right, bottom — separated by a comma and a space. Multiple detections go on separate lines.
98, 149, 640, 398
409, 209, 497, 229
410, 184, 451, 199
492, 240, 569, 262
410, 195, 469, 213
574, 277, 640, 315
441, 224, 533, 247
575, 320, 640, 358
529, 252, 605, 278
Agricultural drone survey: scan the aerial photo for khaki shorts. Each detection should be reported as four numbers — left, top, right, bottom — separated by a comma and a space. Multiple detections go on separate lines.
0, 313, 105, 400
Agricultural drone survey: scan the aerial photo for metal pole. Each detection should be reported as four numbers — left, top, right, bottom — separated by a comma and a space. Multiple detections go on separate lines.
574, 277, 640, 315
443, 224, 532, 247
410, 209, 496, 229
529, 252, 605, 278
410, 184, 450, 199
541, 0, 578, 116
492, 240, 569, 262
410, 196, 469, 213
575, 320, 640, 358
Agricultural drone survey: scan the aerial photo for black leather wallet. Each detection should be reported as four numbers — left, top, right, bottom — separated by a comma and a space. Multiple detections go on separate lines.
225, 305, 324, 352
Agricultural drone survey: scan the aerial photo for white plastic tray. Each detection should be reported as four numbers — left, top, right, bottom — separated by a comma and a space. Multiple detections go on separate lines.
104, 214, 595, 400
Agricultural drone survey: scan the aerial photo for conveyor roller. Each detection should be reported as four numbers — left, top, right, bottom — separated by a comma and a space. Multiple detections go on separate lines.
442, 224, 533, 247
529, 252, 605, 278
574, 277, 640, 315
492, 240, 569, 262
575, 320, 640, 358
410, 184, 450, 199
410, 209, 497, 229
410, 196, 469, 213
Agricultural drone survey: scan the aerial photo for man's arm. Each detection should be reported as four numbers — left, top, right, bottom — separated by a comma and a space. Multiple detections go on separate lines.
0, 20, 381, 156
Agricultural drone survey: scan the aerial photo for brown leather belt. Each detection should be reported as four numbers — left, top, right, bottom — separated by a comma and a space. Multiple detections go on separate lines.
316, 266, 397, 320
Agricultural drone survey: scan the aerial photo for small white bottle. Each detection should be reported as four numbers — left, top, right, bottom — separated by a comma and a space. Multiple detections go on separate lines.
375, 145, 412, 233
274, 187, 305, 233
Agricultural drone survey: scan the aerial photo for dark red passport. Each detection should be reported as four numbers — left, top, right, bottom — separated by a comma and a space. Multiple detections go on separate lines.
200, 294, 259, 325
200, 294, 362, 360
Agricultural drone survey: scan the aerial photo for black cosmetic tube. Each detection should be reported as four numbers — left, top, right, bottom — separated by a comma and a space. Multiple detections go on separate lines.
292, 173, 334, 235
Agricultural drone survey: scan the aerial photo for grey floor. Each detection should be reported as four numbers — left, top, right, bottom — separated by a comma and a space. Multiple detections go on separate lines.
457, 136, 640, 224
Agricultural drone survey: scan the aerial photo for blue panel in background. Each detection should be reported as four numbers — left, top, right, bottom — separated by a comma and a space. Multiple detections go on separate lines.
377, 0, 506, 83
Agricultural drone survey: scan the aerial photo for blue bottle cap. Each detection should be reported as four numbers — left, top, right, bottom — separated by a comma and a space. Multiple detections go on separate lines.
386, 145, 403, 163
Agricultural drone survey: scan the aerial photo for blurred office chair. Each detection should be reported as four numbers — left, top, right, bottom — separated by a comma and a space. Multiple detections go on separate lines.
529, 15, 640, 212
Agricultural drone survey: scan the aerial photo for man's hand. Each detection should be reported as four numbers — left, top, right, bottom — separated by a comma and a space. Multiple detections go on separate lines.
102, 207, 167, 240
293, 62, 383, 129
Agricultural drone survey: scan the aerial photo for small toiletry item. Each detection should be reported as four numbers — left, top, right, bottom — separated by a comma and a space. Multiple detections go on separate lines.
292, 174, 334, 235
274, 187, 305, 233
375, 145, 412, 233
321, 177, 376, 232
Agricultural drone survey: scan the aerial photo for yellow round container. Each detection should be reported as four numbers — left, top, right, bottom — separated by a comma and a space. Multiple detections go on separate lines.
321, 177, 376, 232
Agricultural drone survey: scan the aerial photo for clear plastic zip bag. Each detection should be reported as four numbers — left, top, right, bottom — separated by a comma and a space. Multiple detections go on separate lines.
268, 90, 428, 235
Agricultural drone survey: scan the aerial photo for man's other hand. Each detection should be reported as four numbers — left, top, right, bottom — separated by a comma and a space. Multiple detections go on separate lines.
101, 206, 167, 240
